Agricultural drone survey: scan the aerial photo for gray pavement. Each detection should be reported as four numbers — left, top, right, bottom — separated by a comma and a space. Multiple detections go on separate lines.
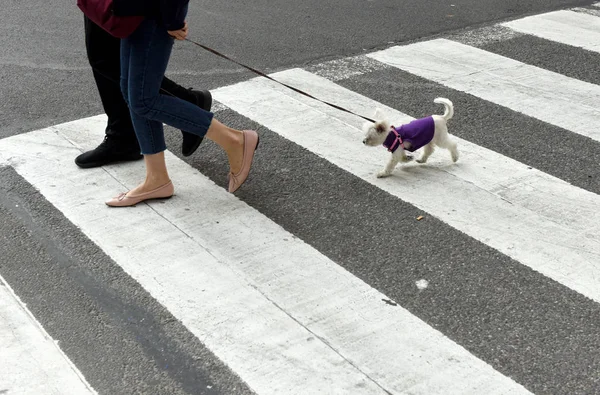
1, 0, 593, 138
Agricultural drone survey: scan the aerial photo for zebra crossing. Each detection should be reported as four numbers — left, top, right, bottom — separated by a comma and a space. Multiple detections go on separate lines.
0, 275, 96, 394
502, 10, 600, 52
1, 5, 599, 395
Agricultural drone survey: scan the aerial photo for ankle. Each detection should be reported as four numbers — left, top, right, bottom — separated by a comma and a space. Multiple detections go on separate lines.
227, 129, 244, 146
144, 176, 171, 187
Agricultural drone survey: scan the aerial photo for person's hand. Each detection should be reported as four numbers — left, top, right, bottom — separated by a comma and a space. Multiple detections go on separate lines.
168, 22, 188, 40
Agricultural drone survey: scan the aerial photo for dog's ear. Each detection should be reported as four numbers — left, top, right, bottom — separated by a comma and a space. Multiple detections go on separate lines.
373, 108, 387, 120
375, 122, 387, 134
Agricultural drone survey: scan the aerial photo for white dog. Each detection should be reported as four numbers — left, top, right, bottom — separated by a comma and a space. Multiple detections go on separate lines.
362, 98, 459, 178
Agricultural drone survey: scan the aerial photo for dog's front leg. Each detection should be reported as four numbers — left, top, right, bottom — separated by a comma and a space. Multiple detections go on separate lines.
377, 153, 402, 178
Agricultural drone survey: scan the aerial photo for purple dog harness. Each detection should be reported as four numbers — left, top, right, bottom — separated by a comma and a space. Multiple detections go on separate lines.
383, 116, 435, 153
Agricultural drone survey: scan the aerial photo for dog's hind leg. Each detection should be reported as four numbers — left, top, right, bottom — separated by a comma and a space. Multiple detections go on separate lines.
450, 142, 459, 162
437, 136, 459, 162
417, 143, 435, 163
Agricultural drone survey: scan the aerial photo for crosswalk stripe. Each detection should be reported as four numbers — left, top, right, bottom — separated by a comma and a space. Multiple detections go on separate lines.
366, 38, 600, 143
0, 274, 96, 394
212, 68, 600, 303
502, 10, 600, 53
0, 119, 531, 394
572, 7, 600, 17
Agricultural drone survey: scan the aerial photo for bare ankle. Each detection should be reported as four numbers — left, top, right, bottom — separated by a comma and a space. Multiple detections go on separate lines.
144, 176, 170, 187
228, 129, 244, 146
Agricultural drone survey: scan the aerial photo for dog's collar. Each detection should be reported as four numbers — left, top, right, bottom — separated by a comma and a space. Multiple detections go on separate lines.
382, 126, 404, 153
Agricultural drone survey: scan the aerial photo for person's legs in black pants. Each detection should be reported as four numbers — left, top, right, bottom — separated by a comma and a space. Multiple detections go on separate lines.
76, 16, 212, 168
160, 78, 213, 157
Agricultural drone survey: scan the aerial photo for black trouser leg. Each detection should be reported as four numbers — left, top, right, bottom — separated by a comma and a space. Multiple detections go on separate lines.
84, 16, 205, 157
84, 16, 138, 146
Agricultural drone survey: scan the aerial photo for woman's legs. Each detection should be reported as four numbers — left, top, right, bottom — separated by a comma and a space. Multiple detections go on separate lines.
121, 19, 170, 157
126, 120, 245, 197
140, 151, 170, 190
205, 119, 244, 176
120, 20, 171, 195
120, 18, 247, 196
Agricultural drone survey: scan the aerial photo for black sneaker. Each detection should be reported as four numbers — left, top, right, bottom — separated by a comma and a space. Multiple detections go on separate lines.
75, 136, 142, 168
181, 89, 213, 157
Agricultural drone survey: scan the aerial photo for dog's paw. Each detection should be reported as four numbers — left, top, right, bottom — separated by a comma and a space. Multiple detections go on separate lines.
416, 158, 427, 164
377, 171, 391, 178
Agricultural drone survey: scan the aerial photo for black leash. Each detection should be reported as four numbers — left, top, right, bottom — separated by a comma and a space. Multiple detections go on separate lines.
86, 35, 377, 124
184, 38, 376, 123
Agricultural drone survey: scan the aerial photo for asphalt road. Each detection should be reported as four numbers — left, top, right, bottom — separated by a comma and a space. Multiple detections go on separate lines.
0, 0, 593, 138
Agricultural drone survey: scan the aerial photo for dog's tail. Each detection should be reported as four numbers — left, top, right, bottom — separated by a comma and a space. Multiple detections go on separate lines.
434, 97, 454, 121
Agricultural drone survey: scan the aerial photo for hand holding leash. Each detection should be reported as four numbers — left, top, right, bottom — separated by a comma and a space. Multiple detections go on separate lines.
168, 22, 188, 40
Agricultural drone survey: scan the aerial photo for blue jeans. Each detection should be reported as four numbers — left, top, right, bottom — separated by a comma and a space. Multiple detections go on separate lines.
120, 18, 214, 155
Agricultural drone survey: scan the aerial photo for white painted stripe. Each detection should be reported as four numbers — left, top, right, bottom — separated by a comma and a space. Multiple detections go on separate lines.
0, 117, 530, 395
502, 10, 600, 53
212, 69, 600, 304
366, 38, 600, 142
0, 275, 96, 395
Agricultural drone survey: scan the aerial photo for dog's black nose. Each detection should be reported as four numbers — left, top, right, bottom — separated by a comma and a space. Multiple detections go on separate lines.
362, 139, 367, 144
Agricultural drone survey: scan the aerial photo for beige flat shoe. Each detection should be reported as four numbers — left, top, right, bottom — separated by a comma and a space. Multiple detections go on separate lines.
105, 181, 174, 207
228, 130, 259, 193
